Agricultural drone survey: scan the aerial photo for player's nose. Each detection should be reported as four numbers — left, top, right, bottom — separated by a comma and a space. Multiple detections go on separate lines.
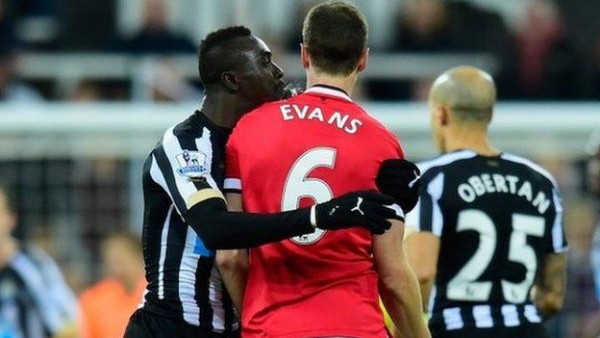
273, 62, 284, 79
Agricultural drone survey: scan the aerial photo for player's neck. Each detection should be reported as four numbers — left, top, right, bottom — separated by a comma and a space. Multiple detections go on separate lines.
445, 128, 500, 156
201, 91, 245, 129
306, 70, 357, 98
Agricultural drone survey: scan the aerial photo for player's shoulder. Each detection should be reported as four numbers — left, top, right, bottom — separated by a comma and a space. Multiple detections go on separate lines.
232, 99, 288, 134
500, 152, 559, 188
417, 150, 479, 179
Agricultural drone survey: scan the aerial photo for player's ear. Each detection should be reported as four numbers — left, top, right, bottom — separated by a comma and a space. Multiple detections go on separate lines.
431, 104, 447, 127
221, 72, 239, 92
357, 48, 369, 73
439, 106, 450, 127
300, 44, 310, 70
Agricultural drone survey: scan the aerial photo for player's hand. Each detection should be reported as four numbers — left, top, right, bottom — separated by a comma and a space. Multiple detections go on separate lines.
314, 190, 401, 234
376, 159, 420, 213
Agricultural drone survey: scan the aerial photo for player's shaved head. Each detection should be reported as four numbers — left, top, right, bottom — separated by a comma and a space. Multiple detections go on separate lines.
430, 66, 496, 125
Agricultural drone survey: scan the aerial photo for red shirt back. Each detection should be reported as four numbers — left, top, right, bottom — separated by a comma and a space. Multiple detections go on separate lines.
225, 86, 403, 338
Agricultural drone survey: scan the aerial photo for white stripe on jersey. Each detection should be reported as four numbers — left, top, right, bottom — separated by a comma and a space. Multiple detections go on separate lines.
524, 304, 542, 323
428, 173, 445, 236
472, 305, 493, 328
551, 188, 567, 253
405, 150, 477, 228
195, 128, 219, 190
158, 205, 174, 299
502, 152, 567, 253
2, 299, 24, 338
161, 126, 201, 215
442, 308, 464, 330
500, 153, 559, 188
416, 150, 478, 174
180, 227, 202, 326
501, 304, 520, 327
11, 254, 65, 334
209, 265, 226, 332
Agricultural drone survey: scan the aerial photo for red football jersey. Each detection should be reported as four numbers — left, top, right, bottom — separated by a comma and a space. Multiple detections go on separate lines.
225, 86, 404, 338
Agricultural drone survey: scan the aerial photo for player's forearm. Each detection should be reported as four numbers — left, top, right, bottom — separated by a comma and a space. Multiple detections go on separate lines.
380, 268, 431, 338
185, 198, 314, 250
216, 250, 248, 312
533, 253, 566, 319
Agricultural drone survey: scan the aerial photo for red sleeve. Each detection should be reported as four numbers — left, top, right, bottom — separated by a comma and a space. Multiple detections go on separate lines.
224, 127, 242, 192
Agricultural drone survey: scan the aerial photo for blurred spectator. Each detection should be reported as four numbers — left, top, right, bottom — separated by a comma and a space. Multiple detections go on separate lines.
79, 232, 145, 338
391, 0, 454, 52
113, 0, 195, 54
507, 0, 581, 99
136, 57, 202, 102
583, 131, 600, 338
0, 183, 79, 338
12, 0, 59, 50
0, 0, 17, 49
369, 0, 512, 101
67, 80, 102, 102
0, 45, 43, 102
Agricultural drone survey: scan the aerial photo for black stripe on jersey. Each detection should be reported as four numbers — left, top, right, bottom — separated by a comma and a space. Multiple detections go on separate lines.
196, 258, 214, 329
209, 127, 226, 189
419, 183, 435, 232
222, 285, 235, 331
154, 144, 188, 214
162, 211, 188, 313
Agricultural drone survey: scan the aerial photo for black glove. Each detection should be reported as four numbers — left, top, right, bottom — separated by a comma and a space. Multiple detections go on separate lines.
314, 190, 401, 235
376, 159, 420, 213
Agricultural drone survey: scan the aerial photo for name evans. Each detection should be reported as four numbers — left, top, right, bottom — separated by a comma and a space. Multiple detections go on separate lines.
280, 104, 362, 134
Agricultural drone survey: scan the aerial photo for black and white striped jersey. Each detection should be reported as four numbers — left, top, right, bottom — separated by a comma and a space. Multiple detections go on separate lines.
0, 245, 78, 338
405, 150, 568, 332
140, 110, 237, 332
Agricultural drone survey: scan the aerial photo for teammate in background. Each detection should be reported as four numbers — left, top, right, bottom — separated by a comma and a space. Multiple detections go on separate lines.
80, 232, 145, 338
0, 184, 80, 338
584, 131, 600, 338
124, 25, 409, 338
219, 2, 429, 337
402, 66, 567, 338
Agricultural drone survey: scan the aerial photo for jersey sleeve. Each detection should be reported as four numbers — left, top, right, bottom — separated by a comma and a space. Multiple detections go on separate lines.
405, 171, 445, 237
224, 127, 242, 192
148, 128, 213, 218
548, 185, 568, 253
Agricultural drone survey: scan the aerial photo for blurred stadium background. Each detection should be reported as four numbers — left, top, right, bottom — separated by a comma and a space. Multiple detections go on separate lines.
0, 0, 599, 337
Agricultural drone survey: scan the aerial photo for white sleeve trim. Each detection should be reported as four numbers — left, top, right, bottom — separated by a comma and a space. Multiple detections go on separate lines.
224, 178, 242, 190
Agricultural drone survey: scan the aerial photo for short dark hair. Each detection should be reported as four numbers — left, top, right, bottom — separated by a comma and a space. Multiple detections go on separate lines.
302, 1, 368, 76
198, 26, 252, 85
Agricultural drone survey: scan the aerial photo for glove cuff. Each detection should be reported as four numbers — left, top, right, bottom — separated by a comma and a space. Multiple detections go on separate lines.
386, 203, 406, 222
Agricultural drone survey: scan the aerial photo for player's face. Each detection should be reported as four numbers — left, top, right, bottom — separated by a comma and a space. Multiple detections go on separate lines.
236, 36, 286, 110
0, 191, 15, 238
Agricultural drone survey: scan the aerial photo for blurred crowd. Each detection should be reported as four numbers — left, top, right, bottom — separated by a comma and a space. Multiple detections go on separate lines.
0, 0, 599, 102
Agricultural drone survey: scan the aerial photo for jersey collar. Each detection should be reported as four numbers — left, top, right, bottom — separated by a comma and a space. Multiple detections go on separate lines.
305, 84, 353, 102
